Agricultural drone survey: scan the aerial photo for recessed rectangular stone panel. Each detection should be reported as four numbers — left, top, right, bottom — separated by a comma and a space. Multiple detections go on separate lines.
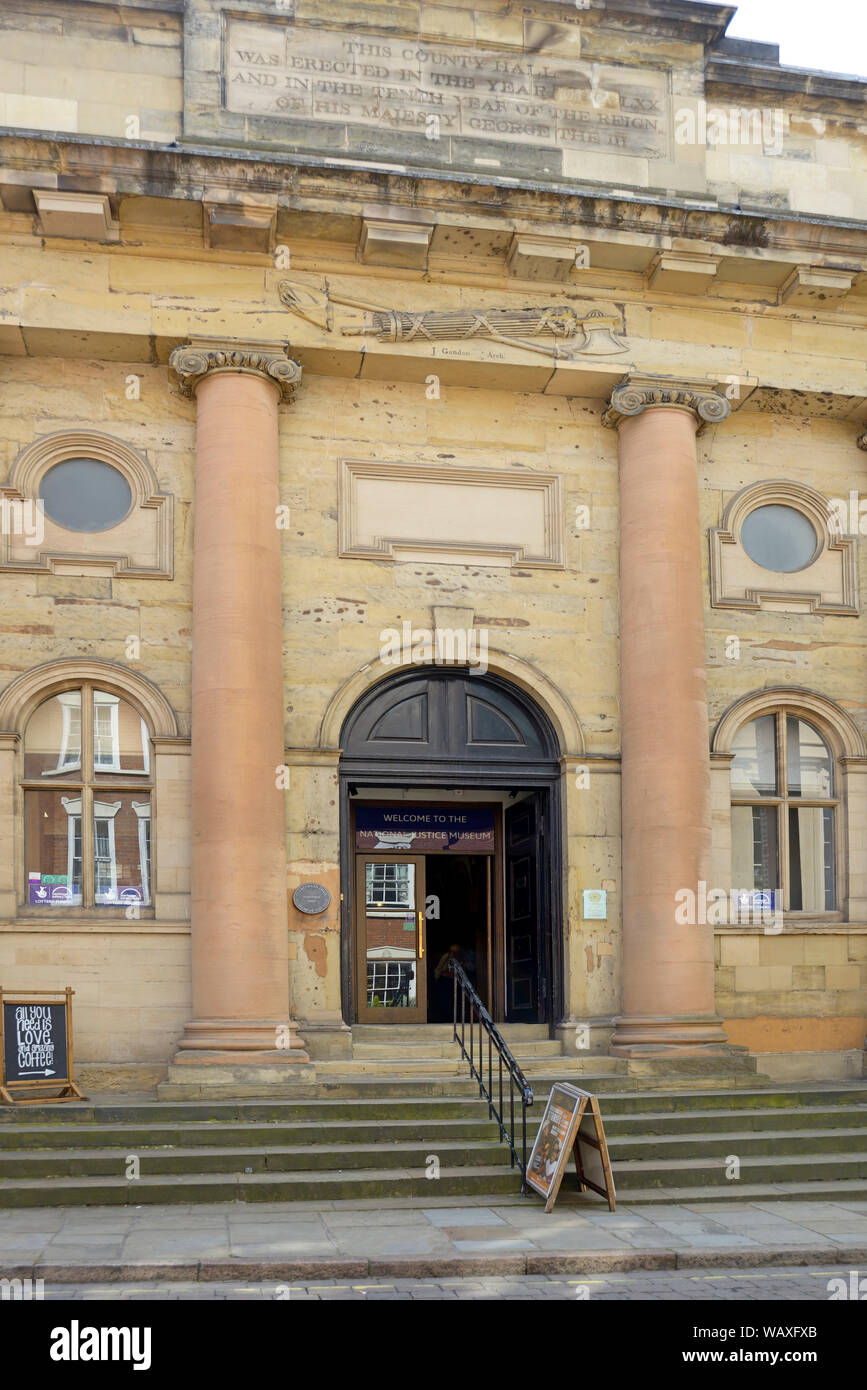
222, 14, 672, 173
339, 459, 564, 568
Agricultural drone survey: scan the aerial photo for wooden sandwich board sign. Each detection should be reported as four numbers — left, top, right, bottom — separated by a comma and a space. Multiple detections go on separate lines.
526, 1082, 616, 1212
0, 987, 86, 1105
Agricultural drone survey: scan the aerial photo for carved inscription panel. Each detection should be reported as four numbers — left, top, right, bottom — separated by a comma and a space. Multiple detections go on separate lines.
225, 17, 671, 160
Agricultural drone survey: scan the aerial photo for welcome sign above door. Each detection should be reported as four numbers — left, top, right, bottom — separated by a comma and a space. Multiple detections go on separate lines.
355, 806, 495, 853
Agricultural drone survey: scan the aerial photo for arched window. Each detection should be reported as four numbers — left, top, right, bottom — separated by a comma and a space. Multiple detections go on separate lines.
730, 710, 837, 913
23, 684, 152, 909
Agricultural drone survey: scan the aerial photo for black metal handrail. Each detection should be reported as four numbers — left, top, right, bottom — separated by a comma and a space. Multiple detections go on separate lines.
449, 960, 534, 1192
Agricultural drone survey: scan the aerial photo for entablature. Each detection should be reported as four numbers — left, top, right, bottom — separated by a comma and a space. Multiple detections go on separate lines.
1, 133, 866, 310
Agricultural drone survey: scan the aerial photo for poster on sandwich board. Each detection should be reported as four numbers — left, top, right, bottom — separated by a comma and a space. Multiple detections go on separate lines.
526, 1082, 616, 1212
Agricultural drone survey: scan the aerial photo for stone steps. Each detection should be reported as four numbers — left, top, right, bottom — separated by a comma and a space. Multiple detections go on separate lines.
346, 1022, 623, 1070
614, 1151, 867, 1186
0, 1137, 511, 1179
351, 1039, 564, 1059
0, 1082, 865, 1207
309, 1070, 760, 1095
0, 1116, 501, 1150
3, 1099, 863, 1141
594, 1103, 867, 1135
0, 1165, 523, 1207
352, 1024, 551, 1041
316, 1056, 625, 1076
569, 1177, 867, 1206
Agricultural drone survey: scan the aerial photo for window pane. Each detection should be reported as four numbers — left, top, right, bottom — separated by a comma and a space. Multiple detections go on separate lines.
732, 805, 779, 894
741, 504, 818, 572
93, 692, 150, 776
39, 458, 132, 533
23, 692, 82, 779
365, 862, 413, 910
367, 960, 417, 1009
789, 807, 835, 912
93, 796, 151, 906
24, 790, 83, 905
730, 715, 777, 796
787, 717, 833, 798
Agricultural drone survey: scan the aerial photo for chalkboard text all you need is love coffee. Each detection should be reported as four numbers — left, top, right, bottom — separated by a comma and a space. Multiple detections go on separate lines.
0, 987, 85, 1104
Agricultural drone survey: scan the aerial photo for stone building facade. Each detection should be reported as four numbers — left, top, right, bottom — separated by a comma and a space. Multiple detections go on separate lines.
0, 0, 865, 1093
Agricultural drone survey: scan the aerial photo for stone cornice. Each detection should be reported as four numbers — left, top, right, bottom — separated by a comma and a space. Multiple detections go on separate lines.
3, 132, 865, 262
169, 339, 302, 402
602, 376, 731, 430
706, 54, 867, 103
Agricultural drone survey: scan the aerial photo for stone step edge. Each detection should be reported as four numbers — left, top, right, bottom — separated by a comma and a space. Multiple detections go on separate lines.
0, 1139, 513, 1163
4, 1084, 864, 1119
2, 1247, 866, 1283
5, 1153, 867, 1192
5, 1126, 867, 1161
0, 1163, 520, 1191
2, 1103, 866, 1135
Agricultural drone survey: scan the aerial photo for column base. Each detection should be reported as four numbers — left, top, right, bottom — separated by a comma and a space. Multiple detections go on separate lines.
159, 1019, 313, 1098
157, 1062, 316, 1100
172, 1017, 310, 1064
609, 1013, 732, 1058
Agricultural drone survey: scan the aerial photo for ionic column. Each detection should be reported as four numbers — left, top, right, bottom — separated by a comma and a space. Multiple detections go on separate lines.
167, 339, 308, 1075
603, 379, 731, 1055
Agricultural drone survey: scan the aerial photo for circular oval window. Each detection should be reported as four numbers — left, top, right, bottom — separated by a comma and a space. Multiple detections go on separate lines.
740, 504, 819, 573
39, 458, 133, 533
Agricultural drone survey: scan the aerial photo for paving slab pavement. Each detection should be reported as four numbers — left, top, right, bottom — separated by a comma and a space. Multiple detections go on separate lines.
2, 1196, 867, 1279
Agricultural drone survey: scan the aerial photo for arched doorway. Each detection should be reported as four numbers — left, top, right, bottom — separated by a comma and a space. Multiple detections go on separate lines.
338, 667, 563, 1028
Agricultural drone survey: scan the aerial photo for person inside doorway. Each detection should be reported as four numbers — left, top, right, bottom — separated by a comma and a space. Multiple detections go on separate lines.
433, 942, 477, 1018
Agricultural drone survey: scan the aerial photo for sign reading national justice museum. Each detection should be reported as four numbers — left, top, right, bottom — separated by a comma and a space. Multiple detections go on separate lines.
225, 17, 670, 160
355, 807, 495, 853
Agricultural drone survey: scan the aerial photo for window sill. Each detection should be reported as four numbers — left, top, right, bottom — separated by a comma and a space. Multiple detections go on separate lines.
713, 915, 864, 934
16, 907, 155, 922
0, 915, 189, 932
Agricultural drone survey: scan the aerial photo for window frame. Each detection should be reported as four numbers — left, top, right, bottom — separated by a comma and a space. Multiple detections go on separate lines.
730, 707, 840, 916
21, 681, 155, 914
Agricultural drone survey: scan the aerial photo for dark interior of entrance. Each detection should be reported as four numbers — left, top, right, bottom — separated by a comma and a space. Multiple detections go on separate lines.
425, 854, 489, 1021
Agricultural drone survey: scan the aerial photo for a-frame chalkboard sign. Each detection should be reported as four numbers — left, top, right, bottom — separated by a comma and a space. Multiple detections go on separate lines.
526, 1082, 616, 1212
0, 987, 86, 1105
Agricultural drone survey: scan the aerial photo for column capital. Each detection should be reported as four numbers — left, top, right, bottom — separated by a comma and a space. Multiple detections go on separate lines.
857, 432, 867, 452
602, 375, 731, 431
169, 337, 302, 402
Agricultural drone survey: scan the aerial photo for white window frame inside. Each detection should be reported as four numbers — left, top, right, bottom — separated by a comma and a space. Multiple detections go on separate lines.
132, 800, 151, 905
93, 799, 121, 903
43, 691, 82, 776
93, 693, 121, 771
60, 794, 83, 905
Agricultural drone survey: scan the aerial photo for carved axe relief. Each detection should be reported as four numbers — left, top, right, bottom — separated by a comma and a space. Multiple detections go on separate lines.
277, 279, 627, 360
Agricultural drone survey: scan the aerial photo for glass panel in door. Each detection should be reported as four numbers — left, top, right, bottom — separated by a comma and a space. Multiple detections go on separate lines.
356, 855, 427, 1023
